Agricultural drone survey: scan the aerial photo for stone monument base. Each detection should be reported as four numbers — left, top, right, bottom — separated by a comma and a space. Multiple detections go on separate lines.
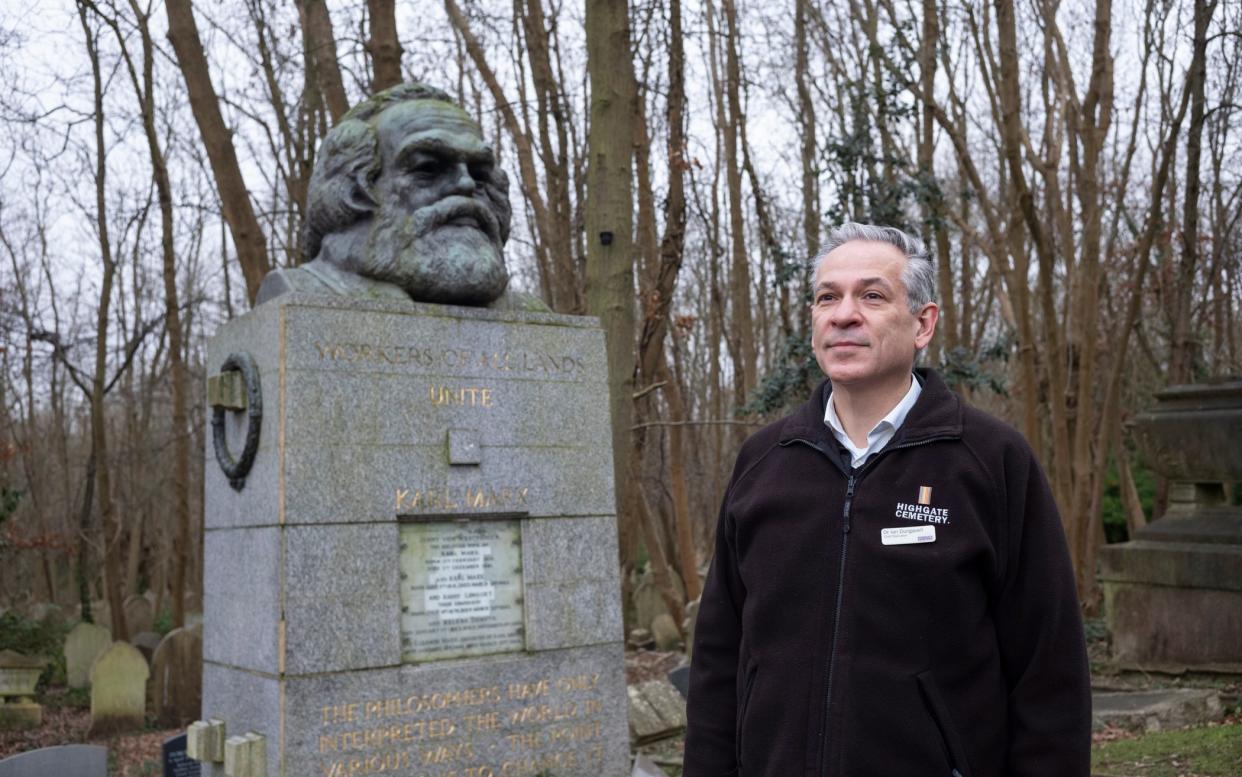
1100, 516, 1242, 669
198, 294, 630, 777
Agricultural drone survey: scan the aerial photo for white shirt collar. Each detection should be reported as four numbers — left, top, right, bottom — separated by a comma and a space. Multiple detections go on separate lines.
824, 374, 923, 469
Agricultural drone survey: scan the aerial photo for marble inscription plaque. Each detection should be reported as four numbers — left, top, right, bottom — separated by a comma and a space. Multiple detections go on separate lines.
400, 520, 525, 662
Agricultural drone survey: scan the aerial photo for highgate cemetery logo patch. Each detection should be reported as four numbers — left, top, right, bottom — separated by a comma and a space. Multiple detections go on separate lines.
894, 486, 951, 524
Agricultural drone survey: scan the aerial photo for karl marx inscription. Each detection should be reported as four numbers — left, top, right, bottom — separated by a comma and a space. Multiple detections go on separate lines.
399, 520, 525, 662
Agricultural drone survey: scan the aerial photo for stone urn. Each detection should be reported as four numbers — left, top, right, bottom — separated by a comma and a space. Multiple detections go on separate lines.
1099, 380, 1242, 668
0, 649, 47, 729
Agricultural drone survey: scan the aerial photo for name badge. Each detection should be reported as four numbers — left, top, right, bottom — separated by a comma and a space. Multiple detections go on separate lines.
881, 526, 936, 545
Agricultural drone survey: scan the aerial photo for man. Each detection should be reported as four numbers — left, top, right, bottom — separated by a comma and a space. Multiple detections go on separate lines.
684, 223, 1090, 776
257, 82, 515, 307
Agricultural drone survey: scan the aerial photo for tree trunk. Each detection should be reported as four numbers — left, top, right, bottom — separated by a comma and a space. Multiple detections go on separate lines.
719, 0, 757, 409
78, 3, 128, 641
166, 0, 271, 304
124, 0, 192, 628
795, 0, 819, 261
298, 0, 350, 121
1170, 0, 1217, 384
584, 0, 641, 576
366, 0, 403, 92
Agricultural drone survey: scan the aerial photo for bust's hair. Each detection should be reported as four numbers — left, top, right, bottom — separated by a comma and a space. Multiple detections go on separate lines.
303, 82, 511, 260
813, 222, 937, 312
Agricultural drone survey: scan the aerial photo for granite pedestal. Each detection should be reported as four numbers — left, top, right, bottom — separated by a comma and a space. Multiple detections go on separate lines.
197, 294, 629, 777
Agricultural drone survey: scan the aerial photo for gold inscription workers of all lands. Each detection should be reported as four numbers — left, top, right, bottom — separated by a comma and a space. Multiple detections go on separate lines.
311, 340, 586, 378
394, 486, 529, 512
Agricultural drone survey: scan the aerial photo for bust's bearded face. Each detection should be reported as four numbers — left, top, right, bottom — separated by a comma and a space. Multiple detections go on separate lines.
357, 100, 508, 304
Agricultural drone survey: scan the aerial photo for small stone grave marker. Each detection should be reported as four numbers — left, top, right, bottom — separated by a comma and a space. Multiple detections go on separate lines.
88, 641, 149, 736
131, 631, 162, 663
65, 622, 112, 689
0, 650, 46, 729
0, 744, 106, 777
150, 624, 202, 727
161, 732, 201, 777
123, 595, 155, 635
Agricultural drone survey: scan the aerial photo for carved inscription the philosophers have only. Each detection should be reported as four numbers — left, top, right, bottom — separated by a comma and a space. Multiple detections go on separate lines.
317, 674, 608, 777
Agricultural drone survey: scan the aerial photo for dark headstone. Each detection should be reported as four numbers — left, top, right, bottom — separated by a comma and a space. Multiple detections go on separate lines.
667, 665, 690, 700
162, 733, 201, 777
0, 744, 107, 777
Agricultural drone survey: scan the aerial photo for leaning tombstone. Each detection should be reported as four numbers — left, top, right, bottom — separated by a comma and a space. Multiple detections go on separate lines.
0, 744, 107, 777
161, 732, 202, 777
88, 641, 149, 735
191, 82, 630, 777
0, 650, 47, 729
65, 622, 112, 689
150, 624, 202, 728
131, 631, 162, 663
123, 594, 155, 636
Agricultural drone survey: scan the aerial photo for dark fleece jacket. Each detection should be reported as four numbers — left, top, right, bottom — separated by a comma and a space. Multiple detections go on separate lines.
684, 369, 1090, 777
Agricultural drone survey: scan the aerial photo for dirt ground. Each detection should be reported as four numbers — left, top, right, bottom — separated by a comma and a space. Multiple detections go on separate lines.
0, 689, 181, 776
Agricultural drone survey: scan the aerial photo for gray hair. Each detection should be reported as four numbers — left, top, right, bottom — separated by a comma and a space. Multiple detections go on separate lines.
813, 222, 937, 313
303, 82, 511, 260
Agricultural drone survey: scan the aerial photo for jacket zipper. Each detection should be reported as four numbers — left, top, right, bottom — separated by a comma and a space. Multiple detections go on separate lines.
818, 472, 853, 777
787, 433, 957, 777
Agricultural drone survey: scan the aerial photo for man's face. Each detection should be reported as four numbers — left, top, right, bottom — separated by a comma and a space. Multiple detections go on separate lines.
809, 240, 937, 392
363, 99, 507, 303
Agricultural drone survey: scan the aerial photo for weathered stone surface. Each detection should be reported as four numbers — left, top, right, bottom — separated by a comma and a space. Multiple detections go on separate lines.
123, 594, 155, 636
1132, 381, 1242, 483
201, 297, 629, 775
0, 650, 45, 696
626, 679, 686, 744
628, 629, 654, 651
65, 622, 112, 689
204, 644, 629, 777
131, 631, 162, 663
1100, 540, 1242, 590
0, 701, 41, 729
1105, 379, 1242, 669
1102, 582, 1242, 665
626, 686, 666, 743
202, 527, 280, 673
0, 744, 107, 776
0, 650, 46, 727
525, 578, 624, 651
650, 614, 682, 652
283, 523, 401, 674
186, 717, 225, 763
1092, 688, 1223, 733
88, 642, 150, 736
683, 598, 700, 660
207, 297, 612, 529
150, 624, 203, 727
632, 571, 671, 639
637, 679, 686, 731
